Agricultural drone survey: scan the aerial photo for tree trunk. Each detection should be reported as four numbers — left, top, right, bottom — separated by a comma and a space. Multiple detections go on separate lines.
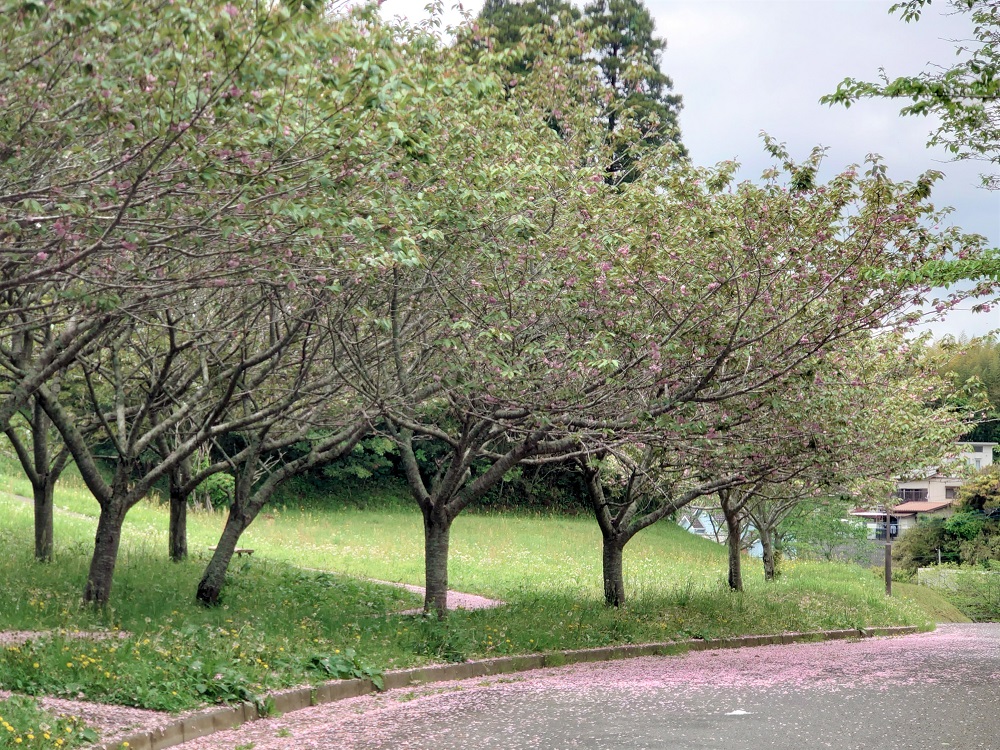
423, 507, 452, 618
196, 509, 250, 606
602, 536, 626, 607
168, 487, 188, 562
83, 503, 127, 606
761, 525, 778, 581
33, 480, 54, 563
725, 511, 743, 592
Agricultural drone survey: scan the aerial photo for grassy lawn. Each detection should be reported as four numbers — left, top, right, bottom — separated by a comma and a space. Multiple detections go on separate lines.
0, 462, 936, 715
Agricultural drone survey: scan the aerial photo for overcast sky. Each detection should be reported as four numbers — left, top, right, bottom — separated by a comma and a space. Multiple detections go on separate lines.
379, 0, 1000, 339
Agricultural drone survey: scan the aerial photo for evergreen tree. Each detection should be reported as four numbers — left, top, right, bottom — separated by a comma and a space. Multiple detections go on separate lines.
477, 0, 684, 181
478, 0, 579, 76
930, 335, 1000, 443
583, 0, 685, 178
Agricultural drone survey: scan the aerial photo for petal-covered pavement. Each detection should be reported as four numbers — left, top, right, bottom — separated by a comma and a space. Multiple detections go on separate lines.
172, 623, 1000, 750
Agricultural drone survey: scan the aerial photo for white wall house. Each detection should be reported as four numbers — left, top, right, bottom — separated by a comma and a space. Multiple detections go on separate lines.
677, 507, 726, 542
851, 442, 995, 540
895, 441, 995, 504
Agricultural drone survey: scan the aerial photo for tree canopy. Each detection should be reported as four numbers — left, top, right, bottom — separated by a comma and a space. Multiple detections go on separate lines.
0, 0, 985, 614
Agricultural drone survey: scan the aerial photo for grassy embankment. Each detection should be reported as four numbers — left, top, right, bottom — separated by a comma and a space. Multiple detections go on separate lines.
0, 459, 951, 719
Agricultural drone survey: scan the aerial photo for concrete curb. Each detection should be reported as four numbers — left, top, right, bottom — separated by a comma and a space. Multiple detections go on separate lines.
94, 625, 921, 750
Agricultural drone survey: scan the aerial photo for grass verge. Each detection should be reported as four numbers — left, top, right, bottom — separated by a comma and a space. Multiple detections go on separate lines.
892, 582, 972, 623
0, 476, 933, 714
0, 695, 96, 750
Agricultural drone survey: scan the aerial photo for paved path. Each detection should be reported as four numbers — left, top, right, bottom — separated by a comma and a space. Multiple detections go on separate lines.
171, 624, 1000, 750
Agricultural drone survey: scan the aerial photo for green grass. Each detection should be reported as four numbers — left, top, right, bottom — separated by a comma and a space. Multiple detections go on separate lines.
893, 582, 972, 623
0, 459, 935, 714
0, 463, 744, 598
0, 695, 97, 750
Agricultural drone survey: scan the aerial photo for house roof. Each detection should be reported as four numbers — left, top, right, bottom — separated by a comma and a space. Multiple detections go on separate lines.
891, 501, 953, 513
850, 510, 916, 519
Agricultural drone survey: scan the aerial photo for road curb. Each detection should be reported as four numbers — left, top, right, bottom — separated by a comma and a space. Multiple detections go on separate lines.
94, 624, 922, 750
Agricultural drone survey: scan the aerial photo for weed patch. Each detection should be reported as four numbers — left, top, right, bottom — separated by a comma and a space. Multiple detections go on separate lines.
0, 695, 96, 749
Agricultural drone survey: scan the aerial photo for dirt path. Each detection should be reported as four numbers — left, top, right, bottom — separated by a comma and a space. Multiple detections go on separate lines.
363, 577, 503, 613
1, 490, 94, 521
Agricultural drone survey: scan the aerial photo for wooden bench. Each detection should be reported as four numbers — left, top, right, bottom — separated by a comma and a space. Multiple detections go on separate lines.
208, 547, 255, 557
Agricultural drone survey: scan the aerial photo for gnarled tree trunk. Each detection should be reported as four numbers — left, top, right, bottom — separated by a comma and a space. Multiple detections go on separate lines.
721, 492, 744, 592
602, 536, 626, 607
726, 524, 743, 592
196, 509, 249, 605
196, 423, 367, 605
423, 507, 452, 617
760, 525, 778, 581
83, 502, 128, 606
168, 472, 189, 562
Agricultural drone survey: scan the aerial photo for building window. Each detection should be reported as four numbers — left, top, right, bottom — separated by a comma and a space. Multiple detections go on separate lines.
895, 488, 928, 502
973, 445, 984, 453
946, 486, 959, 500
976, 459, 982, 470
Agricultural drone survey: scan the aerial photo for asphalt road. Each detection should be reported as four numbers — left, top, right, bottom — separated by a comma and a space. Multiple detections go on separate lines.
174, 623, 1000, 750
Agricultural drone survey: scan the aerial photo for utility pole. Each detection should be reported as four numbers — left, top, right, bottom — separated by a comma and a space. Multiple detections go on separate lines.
883, 501, 893, 597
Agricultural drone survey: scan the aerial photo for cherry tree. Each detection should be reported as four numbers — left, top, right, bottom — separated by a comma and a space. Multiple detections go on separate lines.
571, 138, 983, 605
3, 0, 432, 605
716, 335, 969, 589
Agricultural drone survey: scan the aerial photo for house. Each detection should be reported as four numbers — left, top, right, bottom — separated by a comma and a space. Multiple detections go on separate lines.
894, 441, 995, 504
677, 507, 726, 543
677, 505, 764, 557
851, 501, 955, 541
850, 441, 995, 539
